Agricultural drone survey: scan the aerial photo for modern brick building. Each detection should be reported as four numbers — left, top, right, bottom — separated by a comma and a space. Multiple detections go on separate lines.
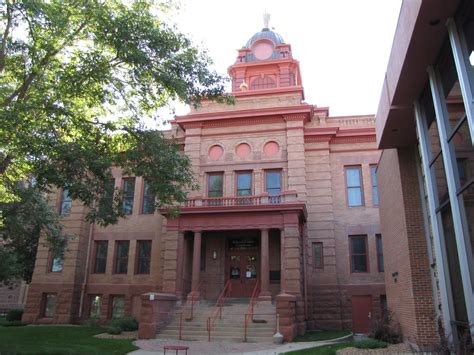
376, 0, 474, 350
22, 23, 385, 341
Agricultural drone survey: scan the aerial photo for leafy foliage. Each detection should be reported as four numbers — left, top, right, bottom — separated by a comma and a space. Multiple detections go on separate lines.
0, 0, 230, 225
370, 310, 402, 344
0, 0, 230, 282
110, 317, 139, 332
354, 339, 388, 349
5, 309, 23, 322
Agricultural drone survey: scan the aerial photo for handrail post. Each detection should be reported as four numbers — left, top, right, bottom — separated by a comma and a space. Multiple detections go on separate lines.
207, 318, 210, 342
190, 293, 194, 320
244, 314, 248, 342
179, 312, 183, 340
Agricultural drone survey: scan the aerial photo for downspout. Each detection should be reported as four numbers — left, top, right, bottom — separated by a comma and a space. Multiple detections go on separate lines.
302, 222, 308, 321
78, 201, 96, 319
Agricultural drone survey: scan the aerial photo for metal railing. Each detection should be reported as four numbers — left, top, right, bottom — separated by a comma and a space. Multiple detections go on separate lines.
206, 279, 232, 342
178, 280, 202, 340
244, 280, 260, 342
184, 191, 298, 208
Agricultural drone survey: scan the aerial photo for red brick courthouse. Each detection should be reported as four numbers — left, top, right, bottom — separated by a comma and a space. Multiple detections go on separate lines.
22, 24, 385, 341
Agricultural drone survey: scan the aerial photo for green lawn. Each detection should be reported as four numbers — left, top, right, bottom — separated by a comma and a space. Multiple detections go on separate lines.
0, 325, 138, 354
285, 341, 355, 355
293, 330, 352, 342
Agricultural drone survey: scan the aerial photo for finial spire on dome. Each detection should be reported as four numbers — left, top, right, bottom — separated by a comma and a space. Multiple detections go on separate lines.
263, 12, 270, 29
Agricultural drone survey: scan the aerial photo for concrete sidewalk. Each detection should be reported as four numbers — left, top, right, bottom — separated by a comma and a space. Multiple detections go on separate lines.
129, 335, 352, 355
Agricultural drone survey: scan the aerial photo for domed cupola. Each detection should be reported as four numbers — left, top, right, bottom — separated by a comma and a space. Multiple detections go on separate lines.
228, 13, 303, 97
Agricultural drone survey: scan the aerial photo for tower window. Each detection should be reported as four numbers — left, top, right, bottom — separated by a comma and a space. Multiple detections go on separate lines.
250, 76, 276, 90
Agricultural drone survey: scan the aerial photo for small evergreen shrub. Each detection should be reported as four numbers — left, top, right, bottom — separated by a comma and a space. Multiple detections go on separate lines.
106, 326, 122, 335
371, 310, 402, 344
6, 309, 23, 322
110, 317, 138, 331
3, 320, 27, 327
354, 339, 388, 349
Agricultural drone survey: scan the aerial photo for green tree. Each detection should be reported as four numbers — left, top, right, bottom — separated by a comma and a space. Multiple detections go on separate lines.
0, 0, 230, 282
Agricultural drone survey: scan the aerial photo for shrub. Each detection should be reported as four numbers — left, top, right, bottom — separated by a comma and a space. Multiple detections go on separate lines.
106, 326, 122, 335
3, 320, 27, 327
82, 318, 100, 327
6, 309, 23, 322
354, 339, 388, 349
371, 310, 402, 344
110, 316, 138, 331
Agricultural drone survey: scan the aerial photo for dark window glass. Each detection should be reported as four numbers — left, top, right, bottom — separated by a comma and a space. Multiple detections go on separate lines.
102, 179, 115, 210
142, 180, 155, 214
136, 240, 151, 274
60, 189, 72, 216
94, 241, 108, 274
346, 167, 363, 207
208, 174, 223, 197
350, 235, 368, 272
314, 242, 324, 269
265, 171, 281, 195
376, 234, 384, 272
371, 166, 379, 206
111, 295, 125, 319
237, 173, 252, 196
122, 178, 135, 215
89, 295, 102, 318
43, 294, 57, 317
114, 241, 129, 274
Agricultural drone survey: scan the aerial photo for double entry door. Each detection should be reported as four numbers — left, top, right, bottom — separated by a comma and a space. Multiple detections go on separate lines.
227, 249, 258, 297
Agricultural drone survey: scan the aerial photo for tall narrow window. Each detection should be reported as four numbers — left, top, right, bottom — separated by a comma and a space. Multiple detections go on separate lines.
122, 178, 135, 215
236, 172, 252, 196
111, 295, 125, 319
50, 253, 63, 273
94, 241, 108, 274
114, 241, 129, 274
313, 242, 324, 270
371, 166, 379, 206
43, 293, 57, 317
136, 240, 152, 274
59, 189, 72, 216
89, 295, 102, 318
102, 179, 115, 210
350, 235, 368, 273
265, 170, 281, 203
141, 180, 155, 214
376, 234, 384, 272
345, 167, 364, 207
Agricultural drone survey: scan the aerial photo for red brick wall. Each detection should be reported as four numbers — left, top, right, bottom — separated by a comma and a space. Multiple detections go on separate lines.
378, 148, 439, 347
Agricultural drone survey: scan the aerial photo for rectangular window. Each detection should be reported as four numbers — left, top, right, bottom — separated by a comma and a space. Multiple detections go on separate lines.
102, 179, 115, 210
208, 173, 223, 197
136, 240, 152, 274
114, 241, 129, 274
141, 180, 155, 214
265, 170, 281, 203
111, 295, 125, 319
371, 166, 379, 206
50, 254, 63, 273
236, 172, 252, 196
89, 295, 102, 318
59, 188, 72, 216
345, 166, 364, 207
43, 293, 57, 317
313, 242, 324, 270
376, 234, 384, 272
350, 235, 368, 273
122, 178, 135, 215
94, 241, 108, 274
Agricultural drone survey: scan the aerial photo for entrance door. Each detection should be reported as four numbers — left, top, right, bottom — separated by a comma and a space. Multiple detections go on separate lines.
351, 295, 372, 333
228, 251, 258, 297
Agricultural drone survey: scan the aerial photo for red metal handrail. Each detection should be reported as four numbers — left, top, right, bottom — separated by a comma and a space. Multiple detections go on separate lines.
244, 280, 260, 342
178, 280, 203, 340
206, 279, 232, 342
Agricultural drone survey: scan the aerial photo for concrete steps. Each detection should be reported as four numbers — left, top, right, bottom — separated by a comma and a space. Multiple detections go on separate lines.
156, 300, 276, 342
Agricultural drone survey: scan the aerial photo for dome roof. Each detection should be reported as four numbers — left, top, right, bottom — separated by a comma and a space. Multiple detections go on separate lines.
245, 28, 285, 48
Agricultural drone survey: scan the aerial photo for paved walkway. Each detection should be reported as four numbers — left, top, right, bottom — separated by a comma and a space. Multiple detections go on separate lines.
130, 336, 351, 355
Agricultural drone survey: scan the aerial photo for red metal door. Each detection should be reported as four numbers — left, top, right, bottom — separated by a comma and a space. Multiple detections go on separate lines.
351, 295, 372, 333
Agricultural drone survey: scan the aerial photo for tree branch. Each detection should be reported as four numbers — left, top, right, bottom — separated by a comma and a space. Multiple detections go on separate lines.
0, 1, 13, 73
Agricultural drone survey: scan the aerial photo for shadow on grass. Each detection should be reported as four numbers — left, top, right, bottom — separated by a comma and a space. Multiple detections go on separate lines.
293, 330, 352, 342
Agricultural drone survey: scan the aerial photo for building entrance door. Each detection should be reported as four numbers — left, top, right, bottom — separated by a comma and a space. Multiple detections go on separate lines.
226, 238, 259, 297
351, 295, 372, 333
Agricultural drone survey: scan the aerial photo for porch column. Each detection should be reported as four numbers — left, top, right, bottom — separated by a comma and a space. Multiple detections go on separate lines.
191, 231, 202, 296
175, 231, 185, 299
280, 228, 286, 294
260, 229, 271, 300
